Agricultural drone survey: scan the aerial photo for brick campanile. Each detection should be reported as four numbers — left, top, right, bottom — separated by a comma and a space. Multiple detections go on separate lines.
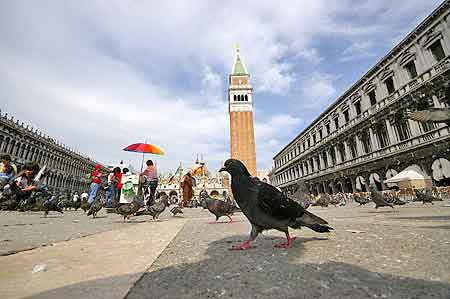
228, 45, 257, 176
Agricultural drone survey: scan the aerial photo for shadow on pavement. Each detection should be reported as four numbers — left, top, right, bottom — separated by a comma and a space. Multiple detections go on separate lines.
28, 236, 450, 299
24, 235, 450, 299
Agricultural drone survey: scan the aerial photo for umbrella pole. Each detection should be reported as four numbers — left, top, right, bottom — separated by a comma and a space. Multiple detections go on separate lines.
141, 152, 145, 173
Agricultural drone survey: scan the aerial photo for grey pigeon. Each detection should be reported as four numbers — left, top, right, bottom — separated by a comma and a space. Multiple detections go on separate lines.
369, 185, 394, 209
170, 205, 183, 216
353, 193, 370, 206
220, 159, 332, 250
115, 199, 142, 222
87, 198, 104, 218
415, 189, 442, 204
407, 108, 450, 126
199, 191, 236, 223
135, 194, 169, 220
288, 181, 311, 209
43, 195, 64, 217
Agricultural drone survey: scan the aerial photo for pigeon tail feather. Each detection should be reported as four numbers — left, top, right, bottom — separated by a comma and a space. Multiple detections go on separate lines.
291, 210, 332, 232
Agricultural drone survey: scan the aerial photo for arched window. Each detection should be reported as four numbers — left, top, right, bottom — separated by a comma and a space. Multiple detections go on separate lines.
238, 95, 242, 101
245, 95, 248, 101
233, 95, 236, 101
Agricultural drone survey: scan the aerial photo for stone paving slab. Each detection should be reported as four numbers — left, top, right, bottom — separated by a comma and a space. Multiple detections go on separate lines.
0, 218, 188, 299
127, 203, 450, 299
0, 208, 205, 255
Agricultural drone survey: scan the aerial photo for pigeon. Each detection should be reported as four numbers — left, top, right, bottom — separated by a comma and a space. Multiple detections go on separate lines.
87, 197, 104, 218
369, 185, 394, 209
311, 195, 329, 207
115, 199, 142, 222
135, 194, 169, 220
43, 196, 64, 217
387, 192, 407, 206
415, 189, 442, 204
407, 108, 450, 126
353, 193, 371, 206
288, 181, 311, 209
170, 205, 183, 216
199, 192, 236, 224
80, 198, 90, 213
219, 159, 332, 250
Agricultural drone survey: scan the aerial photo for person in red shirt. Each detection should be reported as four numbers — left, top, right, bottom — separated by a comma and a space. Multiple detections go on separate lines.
88, 164, 103, 204
115, 168, 124, 205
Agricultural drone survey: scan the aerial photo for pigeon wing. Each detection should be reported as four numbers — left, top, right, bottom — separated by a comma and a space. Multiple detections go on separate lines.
254, 179, 306, 220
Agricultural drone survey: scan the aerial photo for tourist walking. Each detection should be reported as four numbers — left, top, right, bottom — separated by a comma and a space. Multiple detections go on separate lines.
88, 164, 103, 205
141, 160, 158, 207
181, 171, 194, 208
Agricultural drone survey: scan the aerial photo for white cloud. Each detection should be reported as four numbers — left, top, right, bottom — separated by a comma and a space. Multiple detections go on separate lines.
0, 0, 443, 173
340, 41, 377, 62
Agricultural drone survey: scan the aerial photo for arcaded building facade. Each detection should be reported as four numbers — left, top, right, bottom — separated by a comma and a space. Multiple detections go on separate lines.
0, 111, 99, 193
272, 2, 450, 195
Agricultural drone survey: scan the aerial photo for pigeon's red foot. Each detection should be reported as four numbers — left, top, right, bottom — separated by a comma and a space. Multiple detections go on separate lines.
230, 240, 252, 250
274, 236, 296, 249
227, 216, 233, 223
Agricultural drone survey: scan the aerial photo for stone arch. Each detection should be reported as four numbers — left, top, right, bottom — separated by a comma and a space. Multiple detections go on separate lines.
169, 190, 178, 197
210, 190, 219, 196
432, 158, 450, 186
343, 177, 353, 193
369, 172, 382, 190
334, 179, 343, 193
355, 176, 366, 192
0, 135, 4, 152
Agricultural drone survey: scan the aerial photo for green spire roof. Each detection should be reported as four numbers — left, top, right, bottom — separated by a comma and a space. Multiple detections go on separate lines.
232, 46, 248, 75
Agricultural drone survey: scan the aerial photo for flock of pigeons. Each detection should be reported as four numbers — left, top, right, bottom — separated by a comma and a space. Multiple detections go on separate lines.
0, 105, 448, 250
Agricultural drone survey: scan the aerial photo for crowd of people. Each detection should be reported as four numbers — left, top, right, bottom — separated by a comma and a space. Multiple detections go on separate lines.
1, 153, 200, 213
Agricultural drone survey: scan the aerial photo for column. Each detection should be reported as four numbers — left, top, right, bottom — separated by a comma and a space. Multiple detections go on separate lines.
330, 181, 336, 194
355, 135, 363, 156
364, 174, 371, 190
385, 118, 397, 145
369, 128, 379, 151
344, 141, 351, 160
319, 153, 325, 170
407, 119, 421, 137
350, 177, 357, 193
334, 146, 341, 164
312, 157, 318, 173
326, 150, 333, 166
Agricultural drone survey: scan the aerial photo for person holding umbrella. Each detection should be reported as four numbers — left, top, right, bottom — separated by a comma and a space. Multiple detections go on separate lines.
141, 160, 158, 206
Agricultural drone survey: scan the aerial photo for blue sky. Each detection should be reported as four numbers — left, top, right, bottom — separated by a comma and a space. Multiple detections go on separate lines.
0, 0, 444, 174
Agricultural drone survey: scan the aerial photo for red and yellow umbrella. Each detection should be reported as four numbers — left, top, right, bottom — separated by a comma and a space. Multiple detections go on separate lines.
123, 143, 165, 155
123, 143, 165, 172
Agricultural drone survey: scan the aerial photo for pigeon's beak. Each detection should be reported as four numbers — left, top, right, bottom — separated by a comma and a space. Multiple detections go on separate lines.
219, 167, 227, 172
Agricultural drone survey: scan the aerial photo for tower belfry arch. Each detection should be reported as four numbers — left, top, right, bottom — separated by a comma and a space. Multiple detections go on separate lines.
228, 45, 257, 175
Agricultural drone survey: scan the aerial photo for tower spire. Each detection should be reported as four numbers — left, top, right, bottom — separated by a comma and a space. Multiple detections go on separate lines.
232, 44, 248, 75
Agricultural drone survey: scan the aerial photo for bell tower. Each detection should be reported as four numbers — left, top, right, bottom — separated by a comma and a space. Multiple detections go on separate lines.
228, 45, 257, 176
